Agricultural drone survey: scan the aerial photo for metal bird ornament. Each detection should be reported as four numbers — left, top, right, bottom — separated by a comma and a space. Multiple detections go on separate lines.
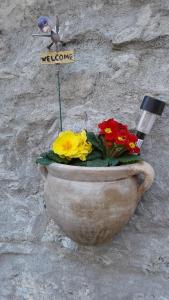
32, 15, 75, 132
32, 16, 62, 50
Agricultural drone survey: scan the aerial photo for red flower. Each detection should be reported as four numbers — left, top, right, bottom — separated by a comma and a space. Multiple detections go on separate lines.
98, 119, 140, 155
98, 119, 117, 134
126, 133, 140, 154
114, 129, 129, 146
98, 119, 128, 142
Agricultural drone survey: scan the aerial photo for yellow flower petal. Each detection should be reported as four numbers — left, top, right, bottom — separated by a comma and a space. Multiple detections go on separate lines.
51, 130, 92, 161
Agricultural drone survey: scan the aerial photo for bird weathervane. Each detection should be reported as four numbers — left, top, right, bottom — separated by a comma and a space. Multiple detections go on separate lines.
32, 15, 75, 131
32, 15, 75, 64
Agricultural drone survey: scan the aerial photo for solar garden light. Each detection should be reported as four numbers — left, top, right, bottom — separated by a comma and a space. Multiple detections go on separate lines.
136, 96, 166, 148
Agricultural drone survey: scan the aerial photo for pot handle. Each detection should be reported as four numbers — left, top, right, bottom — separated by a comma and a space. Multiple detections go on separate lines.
38, 165, 48, 180
132, 161, 155, 198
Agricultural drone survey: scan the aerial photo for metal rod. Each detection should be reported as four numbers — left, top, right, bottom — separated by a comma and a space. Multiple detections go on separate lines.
57, 69, 63, 131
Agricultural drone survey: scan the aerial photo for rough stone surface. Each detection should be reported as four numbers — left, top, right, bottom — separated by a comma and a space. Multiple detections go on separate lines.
0, 0, 169, 299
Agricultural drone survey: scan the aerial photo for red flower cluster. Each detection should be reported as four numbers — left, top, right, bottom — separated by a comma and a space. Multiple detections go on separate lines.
98, 119, 140, 154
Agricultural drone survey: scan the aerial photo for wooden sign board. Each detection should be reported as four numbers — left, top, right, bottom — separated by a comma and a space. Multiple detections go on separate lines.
40, 50, 75, 64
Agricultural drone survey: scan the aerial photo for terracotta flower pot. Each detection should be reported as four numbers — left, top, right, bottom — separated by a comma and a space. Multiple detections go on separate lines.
39, 161, 155, 245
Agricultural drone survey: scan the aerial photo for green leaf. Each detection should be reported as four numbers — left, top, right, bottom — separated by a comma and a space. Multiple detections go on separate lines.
40, 152, 49, 158
46, 151, 69, 164
36, 157, 53, 165
118, 154, 141, 164
107, 157, 119, 166
86, 150, 102, 161
71, 159, 87, 166
87, 158, 109, 167
86, 132, 104, 152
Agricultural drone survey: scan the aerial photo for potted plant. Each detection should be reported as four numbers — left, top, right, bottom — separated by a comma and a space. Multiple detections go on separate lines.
36, 118, 155, 245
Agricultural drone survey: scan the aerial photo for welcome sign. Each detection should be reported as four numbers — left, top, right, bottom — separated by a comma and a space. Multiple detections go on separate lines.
40, 50, 75, 64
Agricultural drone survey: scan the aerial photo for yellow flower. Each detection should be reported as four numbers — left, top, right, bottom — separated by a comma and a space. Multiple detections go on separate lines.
52, 130, 92, 161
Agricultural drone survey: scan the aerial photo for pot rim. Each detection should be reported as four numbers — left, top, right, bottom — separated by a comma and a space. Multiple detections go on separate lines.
45, 160, 151, 182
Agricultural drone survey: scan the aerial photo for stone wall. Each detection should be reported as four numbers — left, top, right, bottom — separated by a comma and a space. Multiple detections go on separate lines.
0, 0, 169, 299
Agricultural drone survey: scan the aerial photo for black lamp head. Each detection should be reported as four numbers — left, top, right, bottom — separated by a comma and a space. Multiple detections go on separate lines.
140, 96, 166, 116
